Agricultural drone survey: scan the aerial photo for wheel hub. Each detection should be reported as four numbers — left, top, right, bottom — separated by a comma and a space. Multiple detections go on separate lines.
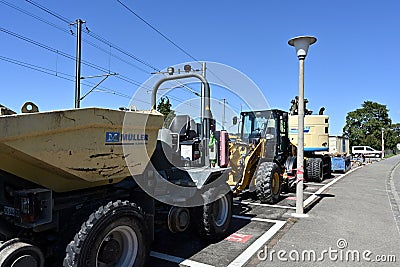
213, 195, 228, 227
98, 237, 121, 264
272, 173, 280, 195
168, 207, 190, 233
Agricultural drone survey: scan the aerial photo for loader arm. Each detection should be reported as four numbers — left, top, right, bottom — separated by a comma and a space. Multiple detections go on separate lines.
229, 139, 265, 193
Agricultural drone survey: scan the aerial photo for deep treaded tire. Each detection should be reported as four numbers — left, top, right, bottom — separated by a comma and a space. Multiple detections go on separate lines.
255, 162, 282, 204
325, 157, 332, 178
193, 186, 233, 242
306, 158, 324, 182
63, 200, 148, 267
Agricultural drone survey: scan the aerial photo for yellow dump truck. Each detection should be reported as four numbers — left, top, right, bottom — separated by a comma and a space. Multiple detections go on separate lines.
0, 73, 232, 267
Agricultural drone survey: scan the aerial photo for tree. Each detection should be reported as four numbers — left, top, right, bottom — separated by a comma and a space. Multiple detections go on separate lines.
157, 97, 175, 127
343, 101, 398, 150
389, 123, 400, 150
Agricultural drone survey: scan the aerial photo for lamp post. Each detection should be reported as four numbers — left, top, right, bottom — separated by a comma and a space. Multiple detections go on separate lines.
288, 36, 317, 215
382, 128, 384, 159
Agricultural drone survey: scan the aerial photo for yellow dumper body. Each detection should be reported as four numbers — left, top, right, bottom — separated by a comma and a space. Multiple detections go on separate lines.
0, 107, 164, 192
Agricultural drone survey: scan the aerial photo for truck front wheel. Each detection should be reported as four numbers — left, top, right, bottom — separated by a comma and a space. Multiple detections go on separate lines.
63, 200, 148, 267
192, 187, 233, 242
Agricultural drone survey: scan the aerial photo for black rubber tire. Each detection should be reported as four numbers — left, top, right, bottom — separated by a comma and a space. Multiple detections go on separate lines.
0, 239, 44, 267
255, 162, 282, 204
283, 156, 297, 193
63, 200, 149, 267
306, 158, 324, 182
192, 187, 233, 242
325, 157, 332, 179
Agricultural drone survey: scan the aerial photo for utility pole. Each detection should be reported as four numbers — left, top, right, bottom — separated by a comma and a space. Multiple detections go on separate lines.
71, 19, 85, 108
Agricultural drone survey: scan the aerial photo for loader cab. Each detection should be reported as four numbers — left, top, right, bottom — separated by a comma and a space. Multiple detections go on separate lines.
241, 110, 271, 144
240, 109, 290, 159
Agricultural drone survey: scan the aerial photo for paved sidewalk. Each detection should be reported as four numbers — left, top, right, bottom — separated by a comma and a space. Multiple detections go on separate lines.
255, 155, 400, 267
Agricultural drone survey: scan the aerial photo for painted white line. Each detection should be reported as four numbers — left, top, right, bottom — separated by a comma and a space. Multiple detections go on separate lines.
234, 200, 296, 210
303, 166, 362, 208
233, 214, 286, 224
150, 251, 215, 267
227, 220, 286, 267
304, 182, 325, 186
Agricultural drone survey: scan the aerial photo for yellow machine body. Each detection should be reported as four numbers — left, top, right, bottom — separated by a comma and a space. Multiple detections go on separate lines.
0, 108, 164, 192
228, 139, 265, 191
288, 114, 329, 152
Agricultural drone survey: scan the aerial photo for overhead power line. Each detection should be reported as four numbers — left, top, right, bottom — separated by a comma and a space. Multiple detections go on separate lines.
0, 0, 70, 34
22, 0, 200, 98
0, 55, 135, 100
25, 0, 70, 24
85, 30, 159, 72
24, 0, 159, 72
1, 0, 153, 74
0, 55, 74, 80
1, 27, 200, 109
115, 0, 235, 102
3, 0, 203, 108
116, 0, 197, 62
0, 27, 147, 88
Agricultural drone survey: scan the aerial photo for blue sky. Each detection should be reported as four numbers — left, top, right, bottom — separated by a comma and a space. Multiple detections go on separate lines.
1, 0, 399, 135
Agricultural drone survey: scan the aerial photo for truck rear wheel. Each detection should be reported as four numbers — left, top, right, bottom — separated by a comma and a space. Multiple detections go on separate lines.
192, 187, 233, 242
256, 162, 282, 204
306, 158, 324, 182
63, 200, 148, 267
0, 239, 44, 267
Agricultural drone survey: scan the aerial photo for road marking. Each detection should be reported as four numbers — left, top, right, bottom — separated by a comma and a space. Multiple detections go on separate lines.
303, 167, 361, 208
150, 251, 215, 267
304, 182, 325, 186
225, 233, 253, 243
234, 200, 296, 210
233, 214, 286, 224
227, 216, 286, 267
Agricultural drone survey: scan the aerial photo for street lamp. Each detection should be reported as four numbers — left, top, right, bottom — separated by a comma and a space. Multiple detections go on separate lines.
382, 128, 385, 159
288, 36, 317, 216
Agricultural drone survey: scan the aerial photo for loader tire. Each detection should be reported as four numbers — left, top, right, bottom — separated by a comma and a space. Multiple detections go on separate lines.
255, 162, 282, 204
193, 186, 233, 242
63, 200, 149, 267
306, 158, 324, 182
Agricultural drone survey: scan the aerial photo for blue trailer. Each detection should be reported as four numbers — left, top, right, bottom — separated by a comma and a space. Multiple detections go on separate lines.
331, 155, 351, 173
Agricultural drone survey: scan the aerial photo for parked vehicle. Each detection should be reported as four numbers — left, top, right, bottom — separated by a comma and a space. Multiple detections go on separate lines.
352, 146, 382, 158
227, 98, 331, 204
0, 73, 233, 267
329, 136, 351, 173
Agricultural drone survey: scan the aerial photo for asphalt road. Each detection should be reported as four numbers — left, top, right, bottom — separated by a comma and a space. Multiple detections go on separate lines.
255, 155, 400, 267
